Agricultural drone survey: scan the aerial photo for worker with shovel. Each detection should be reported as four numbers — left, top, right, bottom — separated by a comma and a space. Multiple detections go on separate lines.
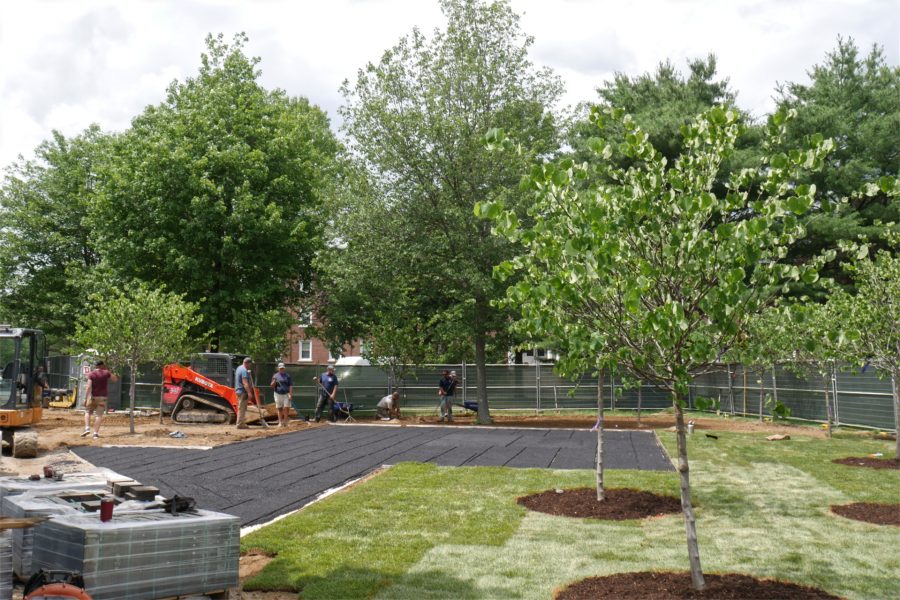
313, 365, 339, 423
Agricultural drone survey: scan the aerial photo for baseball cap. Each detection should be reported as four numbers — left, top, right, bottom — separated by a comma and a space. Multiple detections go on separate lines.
327, 364, 335, 370
450, 370, 457, 376
277, 362, 286, 369
243, 357, 252, 363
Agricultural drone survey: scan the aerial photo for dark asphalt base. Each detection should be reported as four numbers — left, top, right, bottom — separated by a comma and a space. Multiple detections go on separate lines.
72, 424, 673, 526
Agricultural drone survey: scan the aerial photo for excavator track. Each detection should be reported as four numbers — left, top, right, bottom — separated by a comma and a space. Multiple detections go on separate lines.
171, 394, 235, 424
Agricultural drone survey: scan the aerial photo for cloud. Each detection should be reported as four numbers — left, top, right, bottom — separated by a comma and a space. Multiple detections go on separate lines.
1, 0, 897, 170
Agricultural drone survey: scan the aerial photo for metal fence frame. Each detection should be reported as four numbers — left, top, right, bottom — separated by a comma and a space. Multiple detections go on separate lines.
46, 359, 896, 430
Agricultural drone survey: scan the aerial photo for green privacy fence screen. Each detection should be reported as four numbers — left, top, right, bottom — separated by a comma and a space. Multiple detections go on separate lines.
47, 359, 895, 430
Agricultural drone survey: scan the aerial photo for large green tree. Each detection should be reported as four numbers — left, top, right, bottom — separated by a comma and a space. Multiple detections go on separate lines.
93, 34, 340, 355
0, 126, 107, 348
483, 106, 834, 590
776, 38, 899, 293
328, 0, 562, 423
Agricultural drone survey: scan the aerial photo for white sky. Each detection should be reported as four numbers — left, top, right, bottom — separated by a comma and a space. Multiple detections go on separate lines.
1, 0, 897, 171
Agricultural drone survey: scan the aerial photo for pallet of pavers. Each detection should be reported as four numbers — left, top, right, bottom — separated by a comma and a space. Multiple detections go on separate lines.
0, 470, 126, 583
3, 488, 163, 581
0, 529, 11, 600
0, 471, 118, 504
31, 509, 240, 600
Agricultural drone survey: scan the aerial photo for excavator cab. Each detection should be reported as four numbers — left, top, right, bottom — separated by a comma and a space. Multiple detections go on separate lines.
0, 326, 45, 457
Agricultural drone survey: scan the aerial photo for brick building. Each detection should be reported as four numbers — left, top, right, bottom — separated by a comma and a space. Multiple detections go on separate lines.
284, 312, 363, 365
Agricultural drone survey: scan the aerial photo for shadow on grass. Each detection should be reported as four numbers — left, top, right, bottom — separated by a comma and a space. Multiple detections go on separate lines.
245, 565, 508, 599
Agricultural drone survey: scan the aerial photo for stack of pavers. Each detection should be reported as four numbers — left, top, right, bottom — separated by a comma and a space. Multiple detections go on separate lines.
0, 470, 239, 599
31, 509, 240, 600
0, 471, 116, 583
0, 529, 11, 600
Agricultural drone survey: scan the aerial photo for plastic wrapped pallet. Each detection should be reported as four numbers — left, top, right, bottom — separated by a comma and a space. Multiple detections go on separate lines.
0, 529, 11, 600
2, 492, 84, 579
31, 509, 240, 600
0, 471, 115, 507
3, 492, 167, 580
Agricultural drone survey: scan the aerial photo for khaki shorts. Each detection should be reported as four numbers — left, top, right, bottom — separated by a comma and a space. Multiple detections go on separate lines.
273, 392, 292, 409
85, 396, 107, 412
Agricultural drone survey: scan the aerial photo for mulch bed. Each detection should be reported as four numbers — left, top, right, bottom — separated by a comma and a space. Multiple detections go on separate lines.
831, 502, 900, 526
554, 572, 841, 599
518, 487, 680, 520
832, 456, 900, 470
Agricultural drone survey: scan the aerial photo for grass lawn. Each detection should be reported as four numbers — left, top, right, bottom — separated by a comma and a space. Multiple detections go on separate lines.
241, 429, 899, 599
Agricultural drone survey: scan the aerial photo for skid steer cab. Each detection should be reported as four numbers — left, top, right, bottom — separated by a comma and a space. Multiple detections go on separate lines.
162, 353, 261, 424
0, 326, 46, 457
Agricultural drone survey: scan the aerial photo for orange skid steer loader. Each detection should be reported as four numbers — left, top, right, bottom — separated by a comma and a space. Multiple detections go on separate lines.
162, 353, 276, 425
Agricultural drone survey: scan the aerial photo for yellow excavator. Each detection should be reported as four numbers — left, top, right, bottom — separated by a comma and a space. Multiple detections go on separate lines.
0, 326, 45, 457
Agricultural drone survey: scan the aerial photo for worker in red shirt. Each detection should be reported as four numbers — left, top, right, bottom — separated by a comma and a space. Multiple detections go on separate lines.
81, 360, 118, 440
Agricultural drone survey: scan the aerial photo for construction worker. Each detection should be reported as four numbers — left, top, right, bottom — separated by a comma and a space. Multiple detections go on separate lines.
376, 391, 401, 420
313, 365, 338, 423
271, 362, 293, 427
81, 361, 118, 440
235, 357, 254, 429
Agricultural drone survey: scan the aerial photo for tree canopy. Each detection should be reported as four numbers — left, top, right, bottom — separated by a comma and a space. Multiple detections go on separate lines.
92, 33, 340, 356
0, 126, 106, 348
75, 282, 202, 432
776, 38, 900, 293
322, 0, 562, 422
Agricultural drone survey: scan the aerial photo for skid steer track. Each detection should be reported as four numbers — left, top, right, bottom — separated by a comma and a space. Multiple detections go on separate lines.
171, 394, 235, 424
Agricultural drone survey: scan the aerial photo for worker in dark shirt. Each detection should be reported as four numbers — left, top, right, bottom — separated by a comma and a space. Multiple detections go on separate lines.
313, 365, 339, 423
438, 370, 458, 422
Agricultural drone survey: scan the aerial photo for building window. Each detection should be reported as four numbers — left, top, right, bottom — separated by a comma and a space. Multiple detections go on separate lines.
328, 348, 341, 363
298, 311, 312, 327
299, 340, 312, 362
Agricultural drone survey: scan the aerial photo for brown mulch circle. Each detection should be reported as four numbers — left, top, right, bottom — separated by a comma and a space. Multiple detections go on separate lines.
518, 487, 680, 520
832, 456, 900, 470
831, 502, 900, 526
554, 571, 842, 599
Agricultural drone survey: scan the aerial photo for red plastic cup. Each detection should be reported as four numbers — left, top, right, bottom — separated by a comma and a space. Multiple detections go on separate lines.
100, 497, 114, 522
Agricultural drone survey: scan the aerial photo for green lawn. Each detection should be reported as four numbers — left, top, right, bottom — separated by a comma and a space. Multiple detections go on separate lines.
241, 430, 899, 599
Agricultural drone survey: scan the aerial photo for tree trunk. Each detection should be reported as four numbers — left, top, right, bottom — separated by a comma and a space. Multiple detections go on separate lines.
158, 376, 165, 425
674, 393, 705, 591
742, 369, 747, 414
129, 365, 136, 434
824, 385, 834, 439
892, 370, 899, 459
596, 370, 605, 501
474, 332, 491, 425
636, 380, 642, 427
726, 365, 736, 415
758, 371, 764, 422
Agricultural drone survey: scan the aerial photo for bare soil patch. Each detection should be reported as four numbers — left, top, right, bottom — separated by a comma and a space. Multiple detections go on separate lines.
240, 549, 276, 580
401, 412, 829, 437
33, 408, 325, 454
554, 571, 841, 599
831, 502, 900, 526
518, 487, 680, 520
832, 456, 900, 470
